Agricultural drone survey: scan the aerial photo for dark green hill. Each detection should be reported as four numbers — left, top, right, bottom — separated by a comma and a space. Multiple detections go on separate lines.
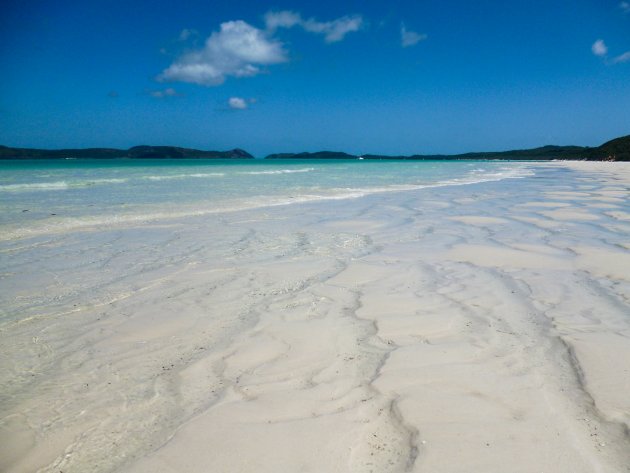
0, 145, 253, 160
264, 134, 630, 161
265, 151, 356, 160
0, 146, 126, 159
592, 135, 630, 161
126, 146, 253, 159
271, 146, 596, 161
1, 134, 628, 161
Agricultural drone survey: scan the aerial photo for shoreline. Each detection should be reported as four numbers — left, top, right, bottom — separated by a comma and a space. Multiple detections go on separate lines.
1, 162, 629, 472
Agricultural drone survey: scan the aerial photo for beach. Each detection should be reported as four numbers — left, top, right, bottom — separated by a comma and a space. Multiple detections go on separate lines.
1, 160, 629, 472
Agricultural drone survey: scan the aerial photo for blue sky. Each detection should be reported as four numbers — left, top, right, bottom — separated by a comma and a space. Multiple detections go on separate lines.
1, 0, 629, 156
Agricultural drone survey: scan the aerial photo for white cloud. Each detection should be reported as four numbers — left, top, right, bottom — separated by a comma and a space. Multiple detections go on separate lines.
265, 10, 364, 43
159, 20, 288, 86
150, 87, 178, 98
400, 24, 427, 48
590, 39, 630, 65
592, 39, 608, 57
620, 1, 630, 13
264, 10, 302, 30
228, 97, 248, 109
303, 15, 364, 43
612, 51, 630, 63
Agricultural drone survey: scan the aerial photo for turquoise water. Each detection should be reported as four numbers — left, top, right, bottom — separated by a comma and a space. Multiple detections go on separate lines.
0, 159, 532, 240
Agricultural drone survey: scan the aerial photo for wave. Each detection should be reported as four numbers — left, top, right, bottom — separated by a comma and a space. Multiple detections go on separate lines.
240, 168, 316, 175
0, 178, 131, 192
432, 167, 534, 187
0, 181, 70, 192
143, 173, 225, 181
264, 166, 535, 204
84, 178, 129, 185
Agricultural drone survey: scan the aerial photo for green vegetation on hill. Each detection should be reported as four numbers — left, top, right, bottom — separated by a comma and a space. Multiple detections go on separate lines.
1, 135, 628, 161
264, 151, 356, 160
265, 135, 630, 161
596, 135, 630, 161
0, 145, 253, 160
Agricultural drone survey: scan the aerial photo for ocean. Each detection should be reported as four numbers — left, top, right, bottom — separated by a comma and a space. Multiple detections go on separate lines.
0, 158, 532, 241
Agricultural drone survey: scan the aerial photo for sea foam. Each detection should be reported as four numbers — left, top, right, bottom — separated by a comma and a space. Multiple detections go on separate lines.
240, 168, 316, 175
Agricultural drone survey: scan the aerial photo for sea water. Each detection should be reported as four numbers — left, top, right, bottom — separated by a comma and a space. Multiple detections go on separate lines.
0, 158, 532, 241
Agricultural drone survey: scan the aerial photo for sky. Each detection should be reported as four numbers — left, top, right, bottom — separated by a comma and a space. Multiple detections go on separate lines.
1, 0, 629, 157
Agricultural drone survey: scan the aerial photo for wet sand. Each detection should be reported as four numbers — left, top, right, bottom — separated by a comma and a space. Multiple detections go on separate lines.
1, 162, 629, 472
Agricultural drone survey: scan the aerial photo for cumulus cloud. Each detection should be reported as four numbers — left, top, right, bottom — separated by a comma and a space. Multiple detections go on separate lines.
159, 20, 288, 86
264, 10, 364, 43
228, 97, 248, 109
400, 24, 427, 47
592, 39, 608, 57
620, 1, 630, 13
150, 87, 178, 98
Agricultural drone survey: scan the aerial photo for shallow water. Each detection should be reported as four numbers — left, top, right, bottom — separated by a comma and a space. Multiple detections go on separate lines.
0, 159, 532, 241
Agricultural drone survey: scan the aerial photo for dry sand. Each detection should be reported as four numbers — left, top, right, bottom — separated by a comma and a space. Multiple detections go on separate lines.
1, 161, 629, 472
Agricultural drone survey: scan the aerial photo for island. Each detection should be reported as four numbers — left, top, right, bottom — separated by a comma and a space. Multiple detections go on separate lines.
1, 134, 628, 161
265, 134, 630, 161
0, 145, 253, 160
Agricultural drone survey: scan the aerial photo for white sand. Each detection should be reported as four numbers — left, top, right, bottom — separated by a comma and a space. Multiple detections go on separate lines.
1, 162, 630, 472
448, 216, 509, 225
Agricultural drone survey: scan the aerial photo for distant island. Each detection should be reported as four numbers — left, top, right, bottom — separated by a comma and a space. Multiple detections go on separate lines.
0, 145, 253, 160
1, 134, 628, 161
266, 135, 630, 161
